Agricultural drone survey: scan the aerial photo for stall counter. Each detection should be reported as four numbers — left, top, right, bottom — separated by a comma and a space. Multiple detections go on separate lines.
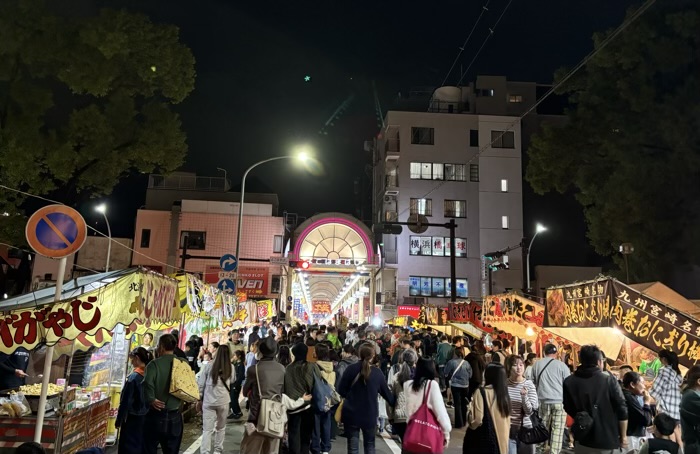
0, 398, 109, 454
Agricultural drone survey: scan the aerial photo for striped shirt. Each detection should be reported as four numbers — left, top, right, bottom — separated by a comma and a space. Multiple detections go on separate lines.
508, 379, 538, 428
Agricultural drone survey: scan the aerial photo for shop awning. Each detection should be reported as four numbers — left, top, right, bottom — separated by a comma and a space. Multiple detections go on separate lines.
0, 268, 181, 354
448, 322, 486, 339
545, 277, 700, 367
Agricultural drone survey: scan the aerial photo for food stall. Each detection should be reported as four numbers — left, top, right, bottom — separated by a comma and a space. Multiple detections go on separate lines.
545, 277, 700, 369
0, 268, 181, 453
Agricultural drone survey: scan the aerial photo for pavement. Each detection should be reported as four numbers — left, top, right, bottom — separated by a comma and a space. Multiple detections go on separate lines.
175, 402, 466, 454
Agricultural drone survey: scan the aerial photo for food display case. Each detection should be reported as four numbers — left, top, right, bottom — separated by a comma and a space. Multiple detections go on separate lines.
0, 325, 131, 453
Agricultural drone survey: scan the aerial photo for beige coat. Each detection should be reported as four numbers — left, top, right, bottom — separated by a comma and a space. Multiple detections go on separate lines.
316, 360, 336, 389
468, 386, 511, 454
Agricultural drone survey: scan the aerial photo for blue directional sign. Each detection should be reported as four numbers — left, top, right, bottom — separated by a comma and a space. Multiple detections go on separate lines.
218, 279, 236, 294
219, 254, 238, 272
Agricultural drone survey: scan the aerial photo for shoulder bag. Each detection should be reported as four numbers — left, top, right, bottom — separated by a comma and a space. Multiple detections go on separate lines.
255, 364, 287, 439
311, 365, 341, 413
169, 357, 200, 403
403, 381, 444, 454
334, 372, 361, 423
463, 387, 500, 454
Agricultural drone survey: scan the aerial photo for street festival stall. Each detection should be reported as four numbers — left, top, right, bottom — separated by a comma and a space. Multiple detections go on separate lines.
545, 277, 700, 370
0, 268, 181, 454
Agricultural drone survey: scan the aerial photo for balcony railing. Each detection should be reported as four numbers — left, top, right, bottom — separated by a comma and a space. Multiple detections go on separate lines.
149, 174, 229, 191
385, 138, 400, 154
385, 174, 398, 188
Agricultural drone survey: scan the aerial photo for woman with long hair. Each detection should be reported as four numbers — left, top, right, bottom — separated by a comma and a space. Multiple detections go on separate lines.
681, 365, 700, 452
505, 355, 538, 454
390, 348, 418, 441
337, 343, 395, 454
116, 347, 153, 453
312, 343, 336, 454
403, 357, 452, 449
652, 349, 683, 447
197, 345, 233, 454
466, 363, 511, 454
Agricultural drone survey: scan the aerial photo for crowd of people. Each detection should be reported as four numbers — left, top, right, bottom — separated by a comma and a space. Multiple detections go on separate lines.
111, 321, 700, 454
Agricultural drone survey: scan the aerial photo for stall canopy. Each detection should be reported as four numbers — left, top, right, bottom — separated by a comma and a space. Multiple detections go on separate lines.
545, 277, 700, 367
0, 267, 180, 354
486, 292, 626, 358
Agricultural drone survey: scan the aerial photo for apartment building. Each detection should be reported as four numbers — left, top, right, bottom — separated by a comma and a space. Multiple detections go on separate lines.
131, 172, 287, 302
373, 75, 562, 307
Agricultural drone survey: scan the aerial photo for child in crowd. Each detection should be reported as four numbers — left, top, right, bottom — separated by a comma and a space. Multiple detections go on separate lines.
639, 414, 680, 454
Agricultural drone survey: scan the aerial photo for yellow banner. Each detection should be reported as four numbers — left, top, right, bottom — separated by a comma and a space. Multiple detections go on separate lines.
0, 270, 180, 354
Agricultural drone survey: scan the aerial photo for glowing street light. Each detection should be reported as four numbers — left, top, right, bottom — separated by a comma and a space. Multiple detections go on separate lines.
94, 203, 111, 272
526, 223, 548, 291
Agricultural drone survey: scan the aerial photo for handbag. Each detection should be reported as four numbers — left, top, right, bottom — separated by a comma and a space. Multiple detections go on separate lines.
517, 408, 550, 444
335, 373, 361, 423
255, 364, 287, 439
463, 387, 500, 454
169, 357, 200, 403
312, 366, 341, 413
403, 381, 444, 454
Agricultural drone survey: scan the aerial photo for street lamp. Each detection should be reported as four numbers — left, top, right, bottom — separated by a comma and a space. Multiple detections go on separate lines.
234, 148, 311, 284
526, 223, 547, 291
619, 243, 634, 283
95, 203, 111, 272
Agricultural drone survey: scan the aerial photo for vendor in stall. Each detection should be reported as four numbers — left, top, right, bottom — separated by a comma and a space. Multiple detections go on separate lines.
0, 346, 29, 389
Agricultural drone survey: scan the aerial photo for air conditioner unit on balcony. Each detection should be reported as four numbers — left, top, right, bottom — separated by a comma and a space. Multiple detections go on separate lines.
384, 196, 393, 202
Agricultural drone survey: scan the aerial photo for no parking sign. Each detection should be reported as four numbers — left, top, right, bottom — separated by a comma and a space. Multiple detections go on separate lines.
25, 205, 87, 258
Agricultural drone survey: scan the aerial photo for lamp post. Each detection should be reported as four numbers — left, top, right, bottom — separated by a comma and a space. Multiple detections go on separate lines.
234, 150, 310, 284
525, 223, 547, 291
619, 243, 634, 283
95, 203, 111, 272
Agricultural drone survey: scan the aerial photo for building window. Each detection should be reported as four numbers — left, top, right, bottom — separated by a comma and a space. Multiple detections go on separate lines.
410, 198, 432, 216
501, 216, 509, 229
509, 95, 523, 103
491, 130, 515, 149
470, 164, 479, 182
501, 179, 508, 192
271, 275, 282, 294
469, 129, 479, 147
409, 276, 467, 297
273, 235, 284, 253
410, 162, 444, 180
411, 127, 434, 145
478, 89, 494, 97
140, 229, 151, 248
444, 200, 467, 218
180, 231, 206, 250
444, 163, 466, 181
409, 236, 433, 256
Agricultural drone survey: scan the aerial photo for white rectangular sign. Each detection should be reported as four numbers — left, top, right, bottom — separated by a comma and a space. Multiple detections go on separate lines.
269, 256, 289, 265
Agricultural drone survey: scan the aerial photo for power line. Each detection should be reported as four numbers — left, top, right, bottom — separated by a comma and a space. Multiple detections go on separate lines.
439, 0, 492, 87
455, 0, 514, 87
0, 185, 183, 273
395, 0, 657, 220
0, 240, 102, 276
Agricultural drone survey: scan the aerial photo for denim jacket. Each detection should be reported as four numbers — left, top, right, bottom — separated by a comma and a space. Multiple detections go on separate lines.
117, 371, 148, 425
444, 358, 473, 388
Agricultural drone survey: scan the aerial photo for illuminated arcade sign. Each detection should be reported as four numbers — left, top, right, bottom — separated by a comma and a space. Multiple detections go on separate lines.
298, 258, 365, 266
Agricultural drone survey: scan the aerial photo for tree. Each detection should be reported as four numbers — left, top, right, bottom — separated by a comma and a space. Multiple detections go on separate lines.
526, 0, 700, 282
0, 0, 195, 244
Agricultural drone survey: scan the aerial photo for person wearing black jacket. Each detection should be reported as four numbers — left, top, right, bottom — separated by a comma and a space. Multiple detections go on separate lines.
285, 343, 318, 454
563, 345, 629, 453
622, 371, 653, 451
0, 347, 29, 389
228, 350, 245, 420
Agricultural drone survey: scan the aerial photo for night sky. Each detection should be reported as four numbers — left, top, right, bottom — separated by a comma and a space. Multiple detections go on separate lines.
97, 0, 638, 270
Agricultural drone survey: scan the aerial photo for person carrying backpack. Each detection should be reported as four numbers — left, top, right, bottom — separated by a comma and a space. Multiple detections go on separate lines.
563, 345, 628, 453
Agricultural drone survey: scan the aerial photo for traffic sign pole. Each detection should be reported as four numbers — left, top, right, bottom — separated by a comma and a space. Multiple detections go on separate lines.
34, 256, 66, 442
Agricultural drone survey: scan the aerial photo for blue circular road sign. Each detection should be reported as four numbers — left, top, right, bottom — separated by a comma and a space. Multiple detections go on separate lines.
218, 279, 236, 294
25, 205, 87, 258
220, 254, 238, 272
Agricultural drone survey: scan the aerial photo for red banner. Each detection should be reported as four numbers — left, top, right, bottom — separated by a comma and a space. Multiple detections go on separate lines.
312, 300, 331, 314
447, 302, 494, 334
397, 305, 421, 318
